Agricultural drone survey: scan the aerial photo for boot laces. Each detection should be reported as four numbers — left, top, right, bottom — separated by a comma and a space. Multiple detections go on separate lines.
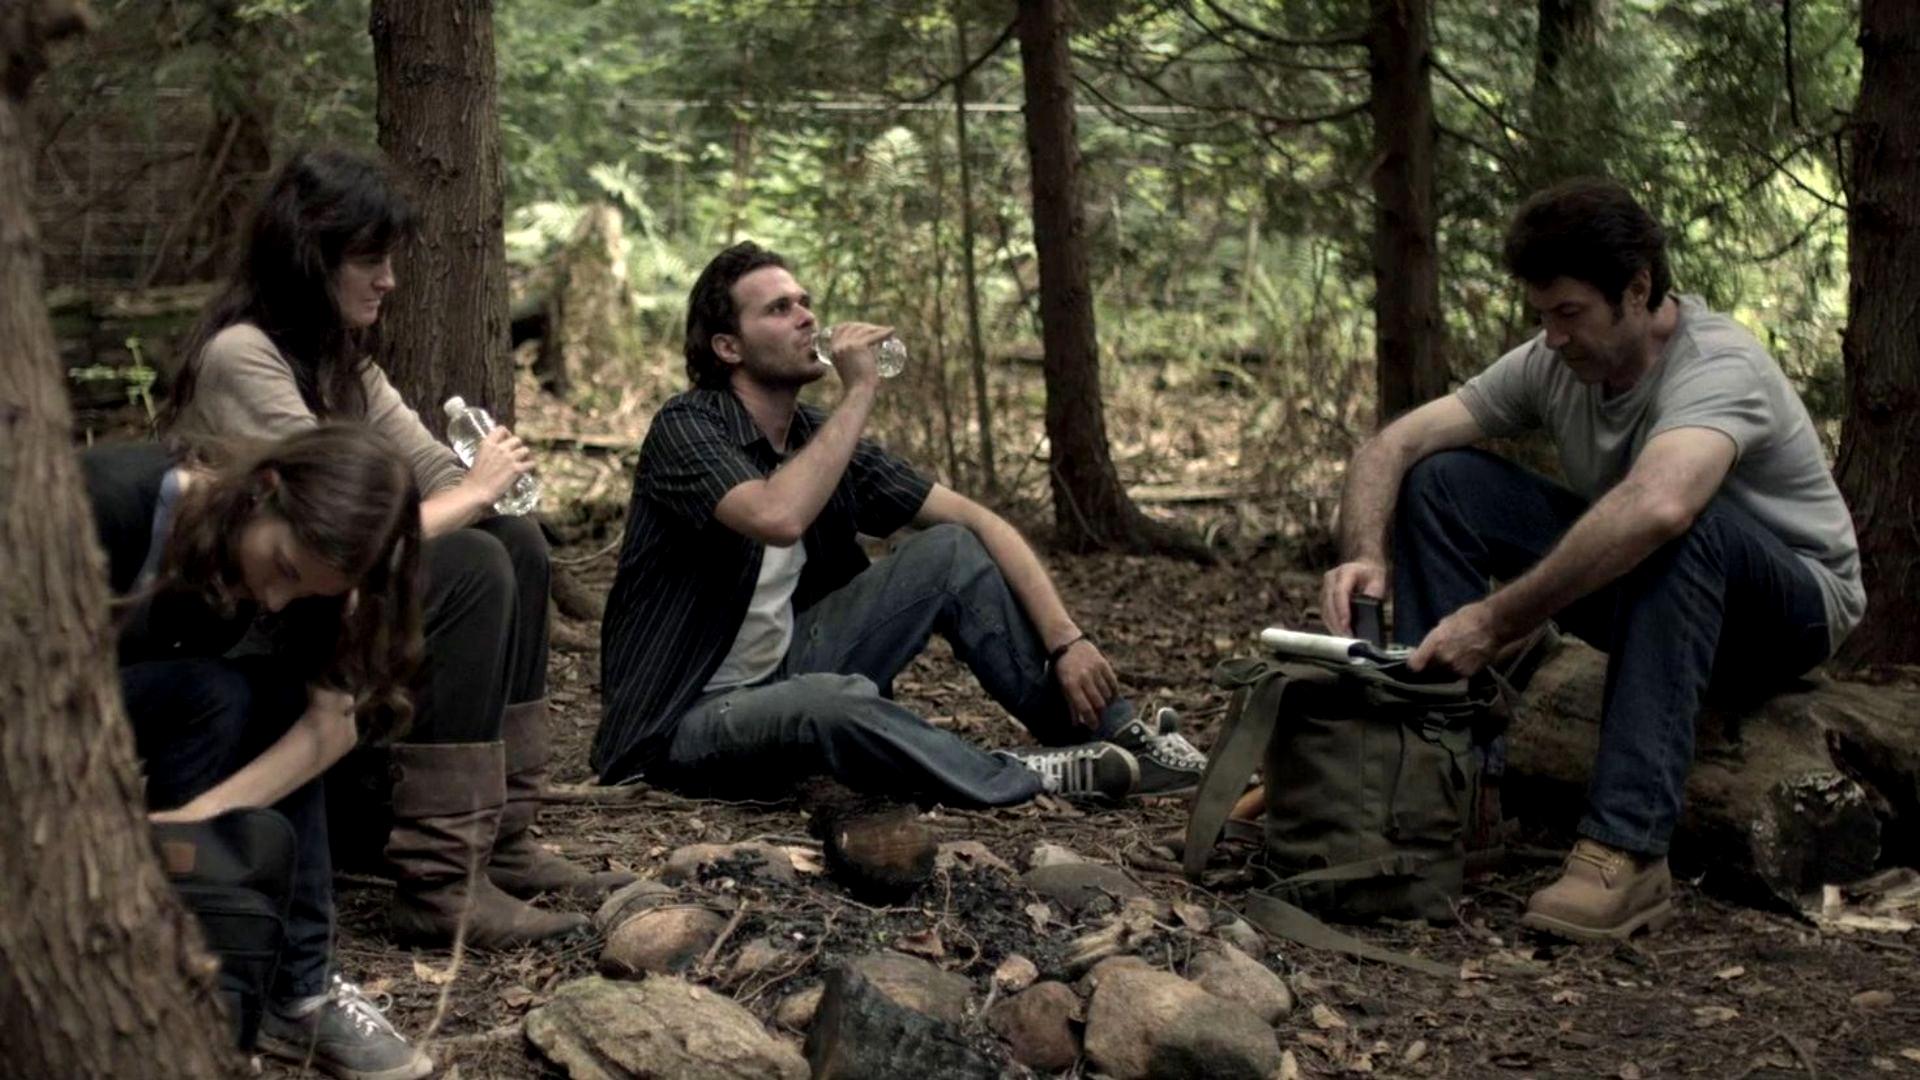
1567, 840, 1625, 884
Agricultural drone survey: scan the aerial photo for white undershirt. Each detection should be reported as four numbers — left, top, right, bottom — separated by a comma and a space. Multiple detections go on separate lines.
704, 542, 808, 692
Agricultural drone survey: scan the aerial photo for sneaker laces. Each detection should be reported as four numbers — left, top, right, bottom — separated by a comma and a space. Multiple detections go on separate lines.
326, 974, 405, 1041
1016, 745, 1111, 794
1128, 709, 1206, 771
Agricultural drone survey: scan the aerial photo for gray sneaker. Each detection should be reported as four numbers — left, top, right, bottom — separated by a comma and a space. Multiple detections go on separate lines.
259, 974, 434, 1080
1002, 742, 1139, 801
1110, 707, 1207, 796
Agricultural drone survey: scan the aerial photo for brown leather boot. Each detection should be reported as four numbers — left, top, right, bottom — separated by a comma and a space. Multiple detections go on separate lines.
488, 700, 636, 901
1520, 838, 1675, 943
385, 741, 588, 948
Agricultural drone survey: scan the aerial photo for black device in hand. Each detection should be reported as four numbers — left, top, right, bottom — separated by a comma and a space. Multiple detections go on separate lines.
1349, 594, 1384, 648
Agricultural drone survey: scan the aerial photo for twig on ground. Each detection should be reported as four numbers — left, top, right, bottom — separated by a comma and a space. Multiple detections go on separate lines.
700, 900, 751, 972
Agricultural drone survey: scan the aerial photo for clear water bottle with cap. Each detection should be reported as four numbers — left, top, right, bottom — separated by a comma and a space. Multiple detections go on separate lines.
443, 396, 541, 516
813, 326, 908, 379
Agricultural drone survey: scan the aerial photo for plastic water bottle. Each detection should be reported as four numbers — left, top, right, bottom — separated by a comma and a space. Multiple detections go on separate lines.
443, 396, 541, 516
813, 327, 908, 379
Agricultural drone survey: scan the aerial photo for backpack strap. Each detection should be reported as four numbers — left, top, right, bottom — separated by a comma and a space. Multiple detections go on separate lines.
1184, 658, 1315, 880
1242, 888, 1456, 978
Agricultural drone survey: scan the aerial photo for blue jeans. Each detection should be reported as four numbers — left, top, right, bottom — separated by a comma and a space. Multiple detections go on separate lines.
1392, 449, 1831, 856
121, 659, 331, 1002
660, 524, 1129, 807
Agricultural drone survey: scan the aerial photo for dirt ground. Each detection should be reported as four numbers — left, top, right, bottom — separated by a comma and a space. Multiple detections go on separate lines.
261, 523, 1920, 1080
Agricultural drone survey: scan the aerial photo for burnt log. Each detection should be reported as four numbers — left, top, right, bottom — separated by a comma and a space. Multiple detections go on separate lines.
1504, 641, 1920, 908
804, 968, 1001, 1080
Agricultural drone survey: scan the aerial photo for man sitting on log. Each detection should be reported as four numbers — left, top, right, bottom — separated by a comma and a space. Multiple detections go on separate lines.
591, 241, 1206, 808
1319, 179, 1864, 942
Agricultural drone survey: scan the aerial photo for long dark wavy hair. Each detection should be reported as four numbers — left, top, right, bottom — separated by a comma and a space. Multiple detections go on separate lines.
164, 148, 417, 428
161, 424, 424, 739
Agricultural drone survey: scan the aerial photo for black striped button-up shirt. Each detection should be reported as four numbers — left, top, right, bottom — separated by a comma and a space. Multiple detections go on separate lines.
592, 387, 933, 783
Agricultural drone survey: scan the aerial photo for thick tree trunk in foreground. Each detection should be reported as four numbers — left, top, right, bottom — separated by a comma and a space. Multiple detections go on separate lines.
1505, 642, 1920, 908
0, 4, 239, 1074
372, 0, 514, 436
1368, 0, 1448, 424
1015, 0, 1197, 557
1834, 0, 1920, 667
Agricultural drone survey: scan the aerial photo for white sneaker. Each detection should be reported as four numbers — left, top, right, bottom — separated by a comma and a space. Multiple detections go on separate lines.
1001, 742, 1139, 800
259, 974, 433, 1080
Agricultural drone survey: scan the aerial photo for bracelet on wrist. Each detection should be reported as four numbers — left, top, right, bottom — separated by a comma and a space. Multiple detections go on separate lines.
1047, 633, 1091, 665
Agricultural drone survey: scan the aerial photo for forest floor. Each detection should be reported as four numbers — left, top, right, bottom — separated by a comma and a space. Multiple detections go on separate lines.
199, 359, 1918, 1079
261, 521, 1920, 1080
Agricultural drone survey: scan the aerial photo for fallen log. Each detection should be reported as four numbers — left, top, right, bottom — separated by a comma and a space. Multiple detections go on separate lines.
1504, 640, 1920, 909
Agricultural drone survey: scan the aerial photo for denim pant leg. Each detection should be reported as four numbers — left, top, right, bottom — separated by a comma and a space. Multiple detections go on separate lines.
1573, 498, 1830, 855
1390, 449, 1591, 644
660, 672, 1046, 808
120, 659, 332, 1002
786, 523, 1130, 745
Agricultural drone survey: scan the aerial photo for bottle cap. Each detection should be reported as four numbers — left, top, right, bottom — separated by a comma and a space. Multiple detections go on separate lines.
444, 396, 467, 418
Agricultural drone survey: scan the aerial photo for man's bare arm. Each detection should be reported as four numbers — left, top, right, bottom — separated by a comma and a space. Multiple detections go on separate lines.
1321, 395, 1485, 633
916, 485, 1119, 728
712, 381, 876, 546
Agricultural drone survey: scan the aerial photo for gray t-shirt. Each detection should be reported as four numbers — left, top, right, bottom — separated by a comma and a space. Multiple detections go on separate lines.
1456, 294, 1863, 650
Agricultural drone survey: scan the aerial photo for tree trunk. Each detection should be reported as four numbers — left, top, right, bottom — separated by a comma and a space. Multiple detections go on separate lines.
1015, 0, 1195, 556
1505, 643, 1920, 908
0, 5, 240, 1075
371, 0, 514, 436
1367, 0, 1447, 424
1527, 0, 1604, 187
1834, 0, 1920, 667
953, 6, 998, 496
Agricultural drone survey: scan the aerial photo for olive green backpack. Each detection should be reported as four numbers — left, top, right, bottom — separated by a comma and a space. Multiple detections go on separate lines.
1185, 654, 1504, 976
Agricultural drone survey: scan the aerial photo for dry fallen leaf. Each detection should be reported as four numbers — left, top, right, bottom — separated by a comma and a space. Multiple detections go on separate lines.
1852, 989, 1896, 1009
894, 929, 945, 960
1713, 965, 1745, 981
993, 954, 1039, 993
1172, 900, 1212, 932
1403, 1040, 1428, 1064
1311, 1003, 1349, 1030
413, 959, 456, 986
1618, 1063, 1643, 1080
1691, 1005, 1739, 1027
784, 846, 826, 875
499, 985, 534, 1009
1552, 989, 1586, 1006
1898, 1048, 1920, 1064
1024, 901, 1053, 932
1275, 1049, 1301, 1080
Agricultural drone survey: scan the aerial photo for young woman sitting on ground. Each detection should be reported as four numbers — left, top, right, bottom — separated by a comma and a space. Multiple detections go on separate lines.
163, 147, 630, 951
86, 424, 432, 1080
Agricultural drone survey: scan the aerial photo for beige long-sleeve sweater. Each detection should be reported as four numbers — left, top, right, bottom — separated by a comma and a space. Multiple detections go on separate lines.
170, 323, 466, 497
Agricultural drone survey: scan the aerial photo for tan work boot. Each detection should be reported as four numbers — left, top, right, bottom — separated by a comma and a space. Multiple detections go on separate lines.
488, 699, 636, 901
385, 741, 589, 949
1520, 838, 1674, 942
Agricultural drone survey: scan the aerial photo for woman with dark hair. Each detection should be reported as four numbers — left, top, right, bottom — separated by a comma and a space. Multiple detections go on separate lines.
165, 147, 628, 951
87, 424, 432, 1080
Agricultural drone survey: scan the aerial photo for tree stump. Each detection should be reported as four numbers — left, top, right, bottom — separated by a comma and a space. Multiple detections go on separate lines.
531, 203, 641, 399
1504, 641, 1920, 908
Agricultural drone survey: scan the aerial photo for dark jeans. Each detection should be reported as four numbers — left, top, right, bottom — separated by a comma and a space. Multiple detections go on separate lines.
660, 524, 1129, 807
1392, 449, 1832, 856
121, 658, 329, 1002
408, 513, 551, 743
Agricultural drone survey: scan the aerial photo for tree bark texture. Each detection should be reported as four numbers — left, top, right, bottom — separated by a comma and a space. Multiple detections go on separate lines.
953, 6, 998, 496
1, 4, 240, 1075
1015, 0, 1163, 554
371, 0, 514, 437
1834, 0, 1920, 667
1368, 0, 1448, 425
1505, 643, 1920, 909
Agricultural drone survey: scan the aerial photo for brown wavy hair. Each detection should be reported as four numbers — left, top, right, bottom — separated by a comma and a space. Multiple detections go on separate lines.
161, 424, 424, 739
162, 148, 417, 429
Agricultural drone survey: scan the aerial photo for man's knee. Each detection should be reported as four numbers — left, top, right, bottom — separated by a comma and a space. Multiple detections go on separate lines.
1402, 448, 1500, 505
